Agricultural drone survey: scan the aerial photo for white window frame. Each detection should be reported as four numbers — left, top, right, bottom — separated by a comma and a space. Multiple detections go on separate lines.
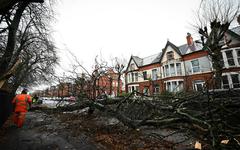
191, 59, 200, 73
221, 73, 240, 89
235, 48, 240, 66
152, 69, 158, 80
165, 65, 169, 77
165, 80, 184, 92
135, 72, 138, 82
154, 85, 160, 94
193, 80, 205, 91
143, 71, 148, 80
176, 63, 182, 75
167, 51, 174, 60
170, 64, 175, 76
225, 50, 235, 66
230, 74, 240, 88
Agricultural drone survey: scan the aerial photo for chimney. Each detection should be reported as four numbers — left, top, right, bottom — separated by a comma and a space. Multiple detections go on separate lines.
186, 33, 196, 51
186, 33, 193, 46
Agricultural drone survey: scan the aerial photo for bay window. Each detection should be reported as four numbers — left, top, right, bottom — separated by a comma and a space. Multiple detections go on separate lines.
231, 74, 240, 88
152, 69, 158, 80
225, 50, 235, 66
191, 59, 200, 73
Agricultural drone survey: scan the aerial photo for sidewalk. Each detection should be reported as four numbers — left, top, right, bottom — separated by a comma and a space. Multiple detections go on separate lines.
0, 111, 97, 150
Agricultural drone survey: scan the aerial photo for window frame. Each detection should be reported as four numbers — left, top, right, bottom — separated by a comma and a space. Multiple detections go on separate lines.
231, 74, 240, 88
143, 71, 148, 80
222, 75, 229, 89
191, 59, 200, 73
176, 63, 182, 75
193, 80, 205, 91
236, 49, 240, 66
167, 51, 174, 60
225, 50, 235, 66
152, 69, 158, 80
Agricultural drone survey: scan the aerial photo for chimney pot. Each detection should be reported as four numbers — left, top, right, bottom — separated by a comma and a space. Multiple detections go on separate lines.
186, 33, 196, 51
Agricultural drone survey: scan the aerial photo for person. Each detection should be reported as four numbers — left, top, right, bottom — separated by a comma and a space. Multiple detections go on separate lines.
32, 95, 38, 104
12, 89, 32, 128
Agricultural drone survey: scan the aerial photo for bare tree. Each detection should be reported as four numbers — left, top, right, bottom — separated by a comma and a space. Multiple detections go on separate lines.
0, 0, 53, 89
0, 0, 44, 15
196, 0, 240, 88
112, 57, 125, 96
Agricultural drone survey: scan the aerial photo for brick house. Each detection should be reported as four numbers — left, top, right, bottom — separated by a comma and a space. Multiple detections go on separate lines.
34, 69, 122, 98
96, 69, 122, 97
125, 26, 240, 95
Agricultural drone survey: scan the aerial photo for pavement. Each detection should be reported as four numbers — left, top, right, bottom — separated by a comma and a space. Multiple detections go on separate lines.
0, 111, 98, 150
0, 109, 196, 150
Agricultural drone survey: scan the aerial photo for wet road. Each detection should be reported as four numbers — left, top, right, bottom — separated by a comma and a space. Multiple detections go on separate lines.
0, 111, 97, 150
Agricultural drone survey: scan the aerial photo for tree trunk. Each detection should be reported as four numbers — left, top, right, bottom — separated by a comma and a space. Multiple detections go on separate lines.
211, 47, 223, 89
117, 74, 121, 96
0, 2, 29, 78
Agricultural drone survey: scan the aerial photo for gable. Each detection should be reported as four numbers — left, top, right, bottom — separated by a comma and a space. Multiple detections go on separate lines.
223, 30, 240, 47
126, 58, 138, 72
161, 45, 182, 63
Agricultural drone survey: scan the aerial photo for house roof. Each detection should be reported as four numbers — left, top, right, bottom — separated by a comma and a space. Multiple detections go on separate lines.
131, 52, 162, 67
231, 26, 240, 36
142, 53, 162, 66
131, 56, 143, 67
166, 41, 182, 56
178, 41, 203, 55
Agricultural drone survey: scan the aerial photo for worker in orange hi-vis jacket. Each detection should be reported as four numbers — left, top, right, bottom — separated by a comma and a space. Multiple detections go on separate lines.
12, 89, 32, 128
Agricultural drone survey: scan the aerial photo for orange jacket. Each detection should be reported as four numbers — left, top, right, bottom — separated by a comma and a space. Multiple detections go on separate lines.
12, 94, 32, 112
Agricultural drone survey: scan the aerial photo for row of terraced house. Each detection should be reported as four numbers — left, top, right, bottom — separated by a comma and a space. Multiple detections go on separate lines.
125, 27, 240, 95
34, 69, 122, 98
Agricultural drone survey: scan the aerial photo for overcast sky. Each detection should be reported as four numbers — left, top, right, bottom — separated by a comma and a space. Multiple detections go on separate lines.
53, 0, 204, 73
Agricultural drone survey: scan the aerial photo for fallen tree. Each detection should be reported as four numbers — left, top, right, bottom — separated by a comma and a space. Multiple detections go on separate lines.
35, 89, 240, 149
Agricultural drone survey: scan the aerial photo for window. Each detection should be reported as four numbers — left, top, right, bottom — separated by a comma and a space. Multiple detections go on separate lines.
128, 74, 131, 83
176, 63, 182, 75
131, 86, 135, 92
170, 64, 175, 76
236, 49, 240, 65
222, 75, 229, 89
225, 50, 235, 66
152, 69, 158, 80
166, 81, 183, 92
178, 81, 184, 91
143, 71, 147, 80
166, 82, 171, 92
131, 73, 134, 82
231, 74, 240, 88
165, 65, 169, 76
128, 87, 131, 93
172, 81, 177, 92
136, 86, 139, 92
193, 80, 205, 91
143, 86, 149, 95
154, 85, 160, 94
220, 52, 224, 67
191, 59, 200, 73
130, 63, 135, 70
167, 51, 174, 60
162, 66, 165, 77
135, 73, 138, 82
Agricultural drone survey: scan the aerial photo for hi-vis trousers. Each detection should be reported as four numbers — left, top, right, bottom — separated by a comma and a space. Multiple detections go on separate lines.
13, 112, 26, 128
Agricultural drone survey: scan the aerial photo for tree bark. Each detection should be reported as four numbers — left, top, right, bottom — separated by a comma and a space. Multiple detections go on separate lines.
211, 48, 223, 89
0, 2, 29, 77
